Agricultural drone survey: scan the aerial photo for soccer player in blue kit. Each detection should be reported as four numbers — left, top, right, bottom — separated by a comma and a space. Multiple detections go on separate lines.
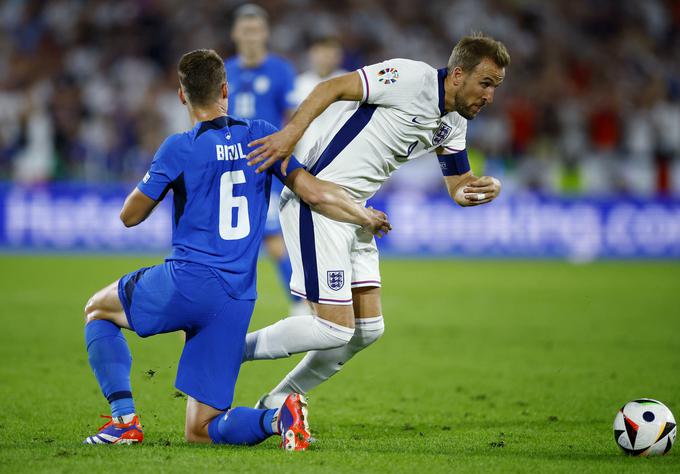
81, 49, 390, 449
225, 4, 304, 313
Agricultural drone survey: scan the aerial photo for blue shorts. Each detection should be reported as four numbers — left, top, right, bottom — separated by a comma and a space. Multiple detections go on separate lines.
264, 179, 283, 236
118, 260, 255, 410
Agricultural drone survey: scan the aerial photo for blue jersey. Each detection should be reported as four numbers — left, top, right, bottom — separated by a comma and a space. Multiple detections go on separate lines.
137, 115, 303, 300
224, 54, 296, 129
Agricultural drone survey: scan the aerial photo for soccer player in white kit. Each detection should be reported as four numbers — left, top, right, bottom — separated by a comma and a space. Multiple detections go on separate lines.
243, 34, 510, 409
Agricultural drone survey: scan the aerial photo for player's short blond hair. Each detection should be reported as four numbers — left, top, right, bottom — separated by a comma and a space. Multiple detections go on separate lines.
447, 33, 510, 73
178, 49, 226, 107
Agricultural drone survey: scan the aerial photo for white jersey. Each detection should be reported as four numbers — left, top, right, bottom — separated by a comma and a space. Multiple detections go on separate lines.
286, 58, 467, 204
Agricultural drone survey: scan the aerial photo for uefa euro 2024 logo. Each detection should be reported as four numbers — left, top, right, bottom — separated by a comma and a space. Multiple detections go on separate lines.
377, 67, 399, 84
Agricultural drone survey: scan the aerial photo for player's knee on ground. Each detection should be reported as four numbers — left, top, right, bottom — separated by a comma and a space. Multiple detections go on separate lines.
185, 398, 219, 443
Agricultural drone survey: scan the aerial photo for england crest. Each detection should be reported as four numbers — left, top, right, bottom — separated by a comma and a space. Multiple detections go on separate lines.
432, 123, 452, 146
327, 270, 345, 291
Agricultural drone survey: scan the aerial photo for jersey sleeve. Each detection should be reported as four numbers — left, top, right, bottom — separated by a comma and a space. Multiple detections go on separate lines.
357, 59, 427, 109
251, 119, 305, 183
137, 134, 184, 201
436, 117, 469, 176
439, 119, 467, 154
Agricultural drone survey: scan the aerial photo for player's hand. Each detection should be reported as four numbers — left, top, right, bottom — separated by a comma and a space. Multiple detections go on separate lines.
455, 176, 501, 206
247, 127, 299, 175
363, 207, 392, 238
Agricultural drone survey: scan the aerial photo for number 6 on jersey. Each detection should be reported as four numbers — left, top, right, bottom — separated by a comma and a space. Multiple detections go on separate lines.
219, 170, 250, 240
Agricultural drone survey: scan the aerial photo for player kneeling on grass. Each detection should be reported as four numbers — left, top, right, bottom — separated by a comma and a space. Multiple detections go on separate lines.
81, 49, 390, 449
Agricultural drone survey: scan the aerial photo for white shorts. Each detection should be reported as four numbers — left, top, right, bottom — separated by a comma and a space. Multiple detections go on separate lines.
280, 195, 381, 305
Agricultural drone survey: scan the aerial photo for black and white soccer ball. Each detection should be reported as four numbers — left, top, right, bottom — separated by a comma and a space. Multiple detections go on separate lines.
613, 398, 676, 456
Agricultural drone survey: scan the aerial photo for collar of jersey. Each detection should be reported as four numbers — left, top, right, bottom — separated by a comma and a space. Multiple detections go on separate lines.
437, 68, 447, 116
195, 115, 247, 140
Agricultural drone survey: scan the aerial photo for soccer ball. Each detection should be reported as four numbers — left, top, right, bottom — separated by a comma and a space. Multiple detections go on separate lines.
613, 398, 676, 456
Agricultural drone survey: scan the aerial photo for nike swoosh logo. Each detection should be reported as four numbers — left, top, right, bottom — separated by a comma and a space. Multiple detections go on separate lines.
411, 117, 424, 125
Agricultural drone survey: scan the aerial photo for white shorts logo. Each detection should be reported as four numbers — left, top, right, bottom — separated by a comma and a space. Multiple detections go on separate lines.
143, 172, 151, 183
327, 270, 345, 291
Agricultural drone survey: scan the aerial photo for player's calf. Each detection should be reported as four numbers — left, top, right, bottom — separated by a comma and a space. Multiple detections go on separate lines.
202, 394, 311, 450
83, 279, 139, 445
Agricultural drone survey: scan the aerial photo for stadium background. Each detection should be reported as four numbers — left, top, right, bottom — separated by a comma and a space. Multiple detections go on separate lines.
1, 0, 680, 258
1, 1, 679, 472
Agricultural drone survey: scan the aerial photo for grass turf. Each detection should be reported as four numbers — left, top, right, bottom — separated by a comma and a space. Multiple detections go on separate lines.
0, 256, 679, 473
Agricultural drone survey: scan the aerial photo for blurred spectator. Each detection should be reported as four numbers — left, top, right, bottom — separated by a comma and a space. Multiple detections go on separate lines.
0, 0, 679, 196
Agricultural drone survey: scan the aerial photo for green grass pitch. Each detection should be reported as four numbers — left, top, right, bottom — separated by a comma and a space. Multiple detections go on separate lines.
1, 256, 679, 473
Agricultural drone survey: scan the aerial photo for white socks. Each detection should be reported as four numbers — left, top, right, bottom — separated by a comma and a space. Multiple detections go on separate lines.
262, 316, 385, 408
243, 315, 354, 361
114, 413, 136, 424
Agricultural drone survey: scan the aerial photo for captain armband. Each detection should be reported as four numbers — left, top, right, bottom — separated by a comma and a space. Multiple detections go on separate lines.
437, 149, 470, 176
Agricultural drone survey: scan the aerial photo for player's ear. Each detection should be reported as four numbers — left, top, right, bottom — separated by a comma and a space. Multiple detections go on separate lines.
222, 82, 228, 99
452, 66, 464, 86
178, 87, 187, 105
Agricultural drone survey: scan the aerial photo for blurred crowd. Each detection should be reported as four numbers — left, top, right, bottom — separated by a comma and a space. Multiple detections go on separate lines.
1, 0, 679, 195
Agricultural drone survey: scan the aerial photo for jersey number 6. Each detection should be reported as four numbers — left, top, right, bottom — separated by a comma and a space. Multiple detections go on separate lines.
219, 170, 250, 240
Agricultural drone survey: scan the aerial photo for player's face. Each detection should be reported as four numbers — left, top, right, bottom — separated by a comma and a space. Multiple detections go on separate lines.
309, 44, 342, 77
454, 58, 505, 120
232, 17, 269, 53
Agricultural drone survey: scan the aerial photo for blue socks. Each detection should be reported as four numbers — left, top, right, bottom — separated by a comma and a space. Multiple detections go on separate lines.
86, 318, 277, 444
85, 320, 136, 418
208, 407, 278, 445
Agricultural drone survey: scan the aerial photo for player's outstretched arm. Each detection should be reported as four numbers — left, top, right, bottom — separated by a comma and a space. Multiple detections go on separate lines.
247, 72, 364, 174
285, 168, 391, 237
444, 172, 502, 207
120, 188, 159, 227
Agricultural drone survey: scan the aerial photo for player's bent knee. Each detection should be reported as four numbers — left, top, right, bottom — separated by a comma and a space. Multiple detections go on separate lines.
184, 415, 214, 444
359, 326, 383, 348
354, 317, 385, 348
369, 323, 385, 343
83, 295, 98, 322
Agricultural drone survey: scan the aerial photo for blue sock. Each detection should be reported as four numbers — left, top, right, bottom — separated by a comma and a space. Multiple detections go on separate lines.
85, 320, 136, 418
208, 407, 277, 445
276, 255, 300, 302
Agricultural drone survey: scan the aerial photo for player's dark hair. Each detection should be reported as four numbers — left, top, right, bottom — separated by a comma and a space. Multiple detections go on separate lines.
448, 33, 510, 73
310, 35, 342, 49
233, 3, 269, 24
177, 49, 226, 108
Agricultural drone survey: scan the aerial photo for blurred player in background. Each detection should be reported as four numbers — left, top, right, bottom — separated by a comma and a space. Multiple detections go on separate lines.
292, 35, 347, 159
243, 33, 509, 410
81, 49, 390, 448
225, 4, 305, 313
292, 36, 347, 106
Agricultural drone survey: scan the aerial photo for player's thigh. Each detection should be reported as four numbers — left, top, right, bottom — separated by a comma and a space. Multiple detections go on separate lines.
350, 228, 382, 318
84, 280, 130, 329
282, 196, 356, 305
185, 396, 222, 443
176, 297, 255, 413
352, 286, 382, 318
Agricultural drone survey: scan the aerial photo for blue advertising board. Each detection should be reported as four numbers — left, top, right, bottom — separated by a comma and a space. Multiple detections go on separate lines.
1, 184, 679, 259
